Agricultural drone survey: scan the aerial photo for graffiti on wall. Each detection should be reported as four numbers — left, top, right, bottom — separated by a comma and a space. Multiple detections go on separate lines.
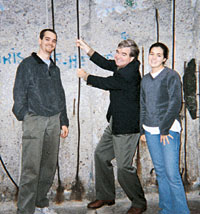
121, 32, 129, 40
0, 4, 4, 11
94, 0, 138, 18
0, 50, 114, 69
0, 32, 132, 68
0, 49, 24, 65
124, 0, 138, 8
94, 0, 126, 18
0, 0, 6, 12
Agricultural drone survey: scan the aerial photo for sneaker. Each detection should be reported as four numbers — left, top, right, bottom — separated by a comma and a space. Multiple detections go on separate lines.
40, 207, 57, 214
34, 208, 43, 214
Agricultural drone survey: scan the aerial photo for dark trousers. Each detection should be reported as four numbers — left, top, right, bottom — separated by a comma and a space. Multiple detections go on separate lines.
94, 122, 146, 208
17, 113, 60, 214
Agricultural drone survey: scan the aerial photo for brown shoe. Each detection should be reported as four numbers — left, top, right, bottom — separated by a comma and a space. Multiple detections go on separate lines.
127, 206, 147, 214
87, 199, 115, 209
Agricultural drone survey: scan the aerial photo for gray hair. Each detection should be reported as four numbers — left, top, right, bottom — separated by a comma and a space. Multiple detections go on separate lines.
118, 39, 139, 59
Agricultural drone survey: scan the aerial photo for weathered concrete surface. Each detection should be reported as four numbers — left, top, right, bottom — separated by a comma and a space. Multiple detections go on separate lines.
0, 191, 200, 214
0, 0, 200, 200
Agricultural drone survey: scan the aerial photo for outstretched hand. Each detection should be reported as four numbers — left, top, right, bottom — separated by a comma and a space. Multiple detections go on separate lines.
77, 68, 89, 81
76, 39, 91, 54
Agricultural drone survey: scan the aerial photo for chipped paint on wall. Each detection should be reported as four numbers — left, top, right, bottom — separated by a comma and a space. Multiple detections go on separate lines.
121, 32, 130, 40
94, 0, 140, 18
0, 3, 4, 11
124, 0, 137, 8
94, 0, 126, 17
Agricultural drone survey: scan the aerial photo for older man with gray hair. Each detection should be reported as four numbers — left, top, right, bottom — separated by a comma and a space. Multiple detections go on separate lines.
77, 39, 146, 214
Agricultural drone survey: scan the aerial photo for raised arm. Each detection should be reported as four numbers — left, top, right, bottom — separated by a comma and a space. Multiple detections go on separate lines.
76, 39, 95, 57
76, 39, 116, 71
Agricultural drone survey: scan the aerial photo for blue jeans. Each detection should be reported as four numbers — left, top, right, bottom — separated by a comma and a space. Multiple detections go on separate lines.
145, 130, 190, 214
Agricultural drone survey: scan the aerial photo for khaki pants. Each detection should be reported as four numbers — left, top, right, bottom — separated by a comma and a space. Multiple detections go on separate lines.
17, 113, 60, 214
94, 122, 146, 208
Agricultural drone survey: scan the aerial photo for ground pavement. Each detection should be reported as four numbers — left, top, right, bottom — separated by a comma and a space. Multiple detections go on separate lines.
0, 191, 199, 214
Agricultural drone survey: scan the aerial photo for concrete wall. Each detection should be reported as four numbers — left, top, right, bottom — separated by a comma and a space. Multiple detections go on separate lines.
0, 0, 199, 201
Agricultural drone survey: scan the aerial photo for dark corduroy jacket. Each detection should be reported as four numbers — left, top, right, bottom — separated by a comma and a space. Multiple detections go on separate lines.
12, 52, 69, 127
87, 52, 141, 135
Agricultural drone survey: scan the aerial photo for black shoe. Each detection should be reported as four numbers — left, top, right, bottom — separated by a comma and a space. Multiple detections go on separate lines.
127, 206, 147, 214
87, 199, 115, 209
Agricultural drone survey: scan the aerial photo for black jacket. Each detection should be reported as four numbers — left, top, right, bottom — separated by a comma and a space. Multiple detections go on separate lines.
12, 52, 69, 127
87, 52, 141, 134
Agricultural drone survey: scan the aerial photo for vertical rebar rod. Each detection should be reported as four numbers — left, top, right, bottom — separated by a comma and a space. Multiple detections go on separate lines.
0, 156, 18, 189
199, 62, 200, 134
172, 0, 176, 69
142, 47, 144, 77
155, 8, 159, 42
76, 0, 81, 180
51, 0, 56, 64
183, 61, 189, 186
51, 0, 62, 188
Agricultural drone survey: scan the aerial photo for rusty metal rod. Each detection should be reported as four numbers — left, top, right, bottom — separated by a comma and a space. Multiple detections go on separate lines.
51, 0, 56, 64
199, 62, 200, 121
76, 0, 81, 181
0, 155, 18, 189
142, 47, 144, 77
155, 8, 159, 42
172, 0, 176, 69
69, 0, 85, 201
183, 61, 190, 186
50, 0, 65, 204
73, 98, 76, 116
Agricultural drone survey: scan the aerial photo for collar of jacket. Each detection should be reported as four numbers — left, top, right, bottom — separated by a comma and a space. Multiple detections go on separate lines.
117, 59, 140, 81
118, 58, 140, 70
31, 52, 55, 66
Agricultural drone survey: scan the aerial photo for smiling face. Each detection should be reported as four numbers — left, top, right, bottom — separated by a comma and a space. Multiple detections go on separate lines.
114, 47, 134, 68
148, 47, 166, 72
39, 31, 57, 56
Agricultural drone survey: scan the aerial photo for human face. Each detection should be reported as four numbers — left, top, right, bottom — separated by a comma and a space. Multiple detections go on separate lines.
39, 31, 57, 55
114, 47, 134, 68
148, 47, 166, 72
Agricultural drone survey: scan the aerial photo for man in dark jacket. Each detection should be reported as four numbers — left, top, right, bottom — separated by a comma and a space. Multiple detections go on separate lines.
77, 39, 146, 214
13, 29, 69, 214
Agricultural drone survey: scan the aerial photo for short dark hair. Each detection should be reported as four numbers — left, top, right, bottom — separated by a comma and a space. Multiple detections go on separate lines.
39, 29, 57, 40
118, 39, 139, 59
149, 42, 169, 61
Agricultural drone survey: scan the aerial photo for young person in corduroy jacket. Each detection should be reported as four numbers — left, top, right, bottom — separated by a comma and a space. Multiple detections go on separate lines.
13, 29, 69, 214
